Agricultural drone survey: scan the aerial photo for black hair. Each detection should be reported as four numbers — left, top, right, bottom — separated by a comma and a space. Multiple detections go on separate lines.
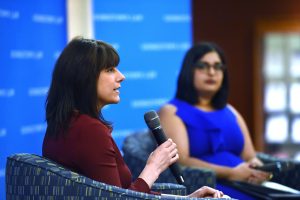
45, 37, 119, 137
175, 42, 229, 109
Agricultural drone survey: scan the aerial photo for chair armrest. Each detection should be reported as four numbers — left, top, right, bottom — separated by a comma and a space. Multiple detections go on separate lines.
256, 152, 300, 190
151, 183, 187, 195
256, 152, 288, 164
154, 166, 216, 194
152, 183, 236, 199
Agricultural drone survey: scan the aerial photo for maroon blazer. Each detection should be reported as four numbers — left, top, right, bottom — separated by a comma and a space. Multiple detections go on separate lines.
43, 113, 152, 193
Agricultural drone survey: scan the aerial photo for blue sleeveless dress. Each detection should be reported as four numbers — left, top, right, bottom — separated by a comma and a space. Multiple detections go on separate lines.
169, 98, 255, 200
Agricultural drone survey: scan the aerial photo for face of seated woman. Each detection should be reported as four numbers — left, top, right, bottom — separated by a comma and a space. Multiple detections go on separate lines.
193, 51, 224, 99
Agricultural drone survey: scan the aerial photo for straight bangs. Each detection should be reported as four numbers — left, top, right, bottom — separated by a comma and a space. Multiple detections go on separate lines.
106, 46, 120, 68
96, 41, 120, 71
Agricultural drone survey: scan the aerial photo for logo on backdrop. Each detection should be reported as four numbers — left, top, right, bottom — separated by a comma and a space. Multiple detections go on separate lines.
20, 123, 47, 135
0, 89, 15, 97
28, 87, 48, 97
123, 70, 157, 80
163, 14, 191, 23
94, 13, 144, 22
140, 42, 190, 51
0, 129, 7, 138
32, 14, 64, 24
0, 9, 19, 19
131, 98, 168, 109
10, 50, 43, 59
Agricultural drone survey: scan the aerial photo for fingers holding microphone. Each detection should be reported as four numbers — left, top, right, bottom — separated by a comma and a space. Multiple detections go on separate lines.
159, 138, 180, 165
139, 139, 179, 188
147, 139, 179, 173
163, 138, 179, 163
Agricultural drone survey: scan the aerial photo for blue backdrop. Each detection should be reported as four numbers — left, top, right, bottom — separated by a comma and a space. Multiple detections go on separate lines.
0, 0, 67, 198
0, 0, 191, 198
93, 0, 192, 147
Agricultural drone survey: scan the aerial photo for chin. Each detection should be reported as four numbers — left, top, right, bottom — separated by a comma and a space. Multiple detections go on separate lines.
206, 87, 220, 92
111, 98, 120, 104
201, 89, 218, 96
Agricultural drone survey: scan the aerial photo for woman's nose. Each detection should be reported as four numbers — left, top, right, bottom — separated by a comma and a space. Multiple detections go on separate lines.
117, 69, 125, 82
207, 65, 217, 75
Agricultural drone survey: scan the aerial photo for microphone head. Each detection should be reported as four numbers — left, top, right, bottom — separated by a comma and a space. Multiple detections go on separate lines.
144, 110, 161, 130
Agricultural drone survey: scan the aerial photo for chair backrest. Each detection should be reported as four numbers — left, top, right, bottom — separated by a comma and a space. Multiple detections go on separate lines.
122, 131, 217, 194
5, 153, 168, 199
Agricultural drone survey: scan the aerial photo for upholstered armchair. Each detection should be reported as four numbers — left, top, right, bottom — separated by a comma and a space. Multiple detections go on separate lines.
6, 153, 230, 200
122, 131, 216, 194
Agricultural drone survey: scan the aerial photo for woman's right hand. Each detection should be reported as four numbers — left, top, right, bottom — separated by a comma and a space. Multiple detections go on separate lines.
229, 162, 271, 184
229, 162, 253, 181
146, 138, 179, 174
138, 138, 179, 188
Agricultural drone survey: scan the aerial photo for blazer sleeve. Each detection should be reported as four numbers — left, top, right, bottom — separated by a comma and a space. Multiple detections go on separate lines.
76, 120, 154, 194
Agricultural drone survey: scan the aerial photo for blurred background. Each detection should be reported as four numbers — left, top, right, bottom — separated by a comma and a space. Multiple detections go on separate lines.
1, 0, 300, 198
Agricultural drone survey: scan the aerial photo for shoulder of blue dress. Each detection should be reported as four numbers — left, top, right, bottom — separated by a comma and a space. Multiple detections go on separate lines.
168, 98, 194, 116
222, 104, 238, 118
168, 98, 178, 107
223, 104, 231, 111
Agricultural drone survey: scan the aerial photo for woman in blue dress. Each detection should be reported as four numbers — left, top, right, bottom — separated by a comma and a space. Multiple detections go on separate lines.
158, 42, 271, 200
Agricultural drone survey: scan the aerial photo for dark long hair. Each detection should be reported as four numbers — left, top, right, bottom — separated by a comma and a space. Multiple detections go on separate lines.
175, 42, 229, 109
45, 37, 119, 137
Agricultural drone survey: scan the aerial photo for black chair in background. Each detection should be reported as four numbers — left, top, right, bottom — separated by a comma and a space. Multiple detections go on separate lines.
122, 131, 216, 194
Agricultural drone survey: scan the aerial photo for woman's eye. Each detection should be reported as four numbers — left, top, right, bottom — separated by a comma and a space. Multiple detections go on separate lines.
106, 67, 115, 72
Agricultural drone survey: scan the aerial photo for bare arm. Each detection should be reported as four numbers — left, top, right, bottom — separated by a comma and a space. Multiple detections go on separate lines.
159, 104, 234, 179
227, 105, 260, 163
223, 105, 270, 182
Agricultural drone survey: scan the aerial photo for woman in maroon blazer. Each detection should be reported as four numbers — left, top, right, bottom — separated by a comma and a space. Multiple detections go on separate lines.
42, 37, 228, 198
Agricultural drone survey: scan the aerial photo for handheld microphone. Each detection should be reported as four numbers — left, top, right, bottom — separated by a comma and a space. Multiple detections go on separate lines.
144, 110, 185, 185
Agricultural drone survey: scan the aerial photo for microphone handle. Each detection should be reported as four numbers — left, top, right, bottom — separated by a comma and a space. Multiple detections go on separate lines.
151, 127, 184, 184
151, 126, 168, 144
169, 162, 185, 184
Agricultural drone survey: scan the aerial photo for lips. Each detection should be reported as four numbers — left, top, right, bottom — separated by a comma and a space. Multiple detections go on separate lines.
205, 80, 216, 84
113, 86, 121, 92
